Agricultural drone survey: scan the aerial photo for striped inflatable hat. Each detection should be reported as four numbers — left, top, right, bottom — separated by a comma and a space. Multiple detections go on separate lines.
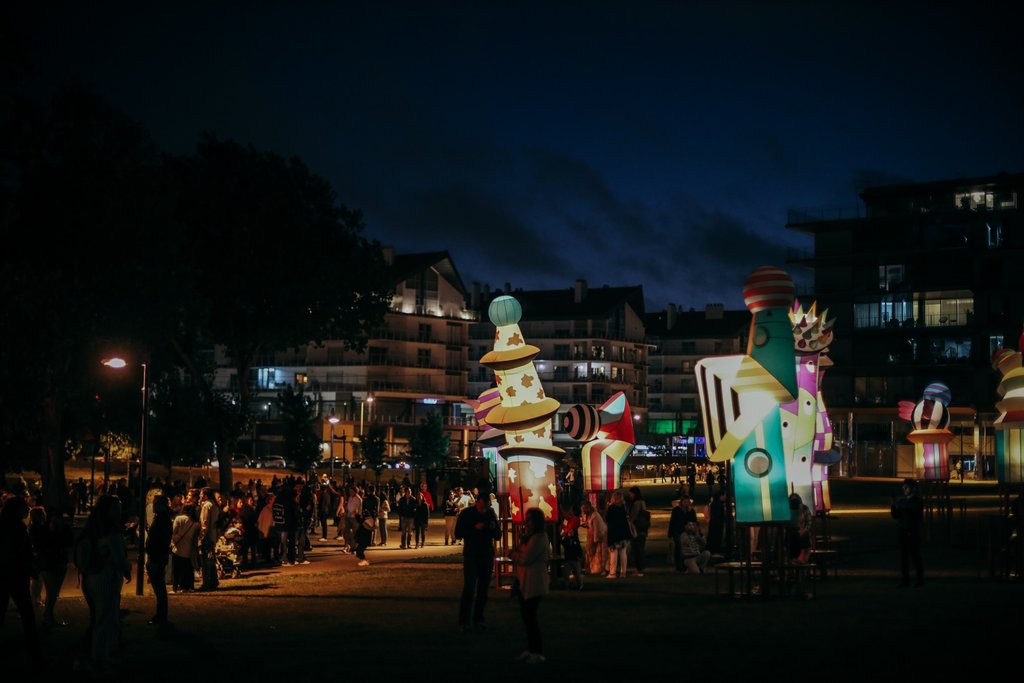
743, 266, 796, 313
562, 403, 601, 441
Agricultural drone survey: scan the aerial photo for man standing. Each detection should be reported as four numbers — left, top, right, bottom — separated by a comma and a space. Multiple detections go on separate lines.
198, 488, 219, 591
891, 478, 925, 587
345, 486, 363, 550
454, 487, 500, 632
443, 490, 459, 545
146, 495, 173, 624
397, 486, 416, 549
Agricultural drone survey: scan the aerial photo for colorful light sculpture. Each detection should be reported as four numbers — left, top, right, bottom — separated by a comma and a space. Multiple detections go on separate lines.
783, 301, 834, 508
562, 392, 636, 491
696, 267, 798, 523
993, 339, 1024, 484
479, 295, 562, 521
898, 382, 953, 481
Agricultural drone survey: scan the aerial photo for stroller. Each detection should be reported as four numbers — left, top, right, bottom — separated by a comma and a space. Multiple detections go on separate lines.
215, 523, 244, 579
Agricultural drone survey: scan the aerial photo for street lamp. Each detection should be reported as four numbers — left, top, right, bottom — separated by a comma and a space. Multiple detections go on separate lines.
328, 414, 340, 478
101, 357, 147, 597
359, 395, 374, 437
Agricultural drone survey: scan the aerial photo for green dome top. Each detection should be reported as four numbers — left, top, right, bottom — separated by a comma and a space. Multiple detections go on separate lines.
488, 295, 522, 326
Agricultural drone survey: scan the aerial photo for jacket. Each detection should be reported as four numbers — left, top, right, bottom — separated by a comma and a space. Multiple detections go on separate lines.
515, 531, 550, 601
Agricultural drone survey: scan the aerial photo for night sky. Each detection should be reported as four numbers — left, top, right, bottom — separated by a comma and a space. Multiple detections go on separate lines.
11, 2, 1022, 310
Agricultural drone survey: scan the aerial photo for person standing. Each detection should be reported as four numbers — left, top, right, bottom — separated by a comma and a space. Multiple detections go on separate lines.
706, 491, 726, 556
377, 492, 390, 546
580, 500, 607, 576
627, 486, 649, 576
83, 495, 132, 668
443, 489, 459, 546
604, 492, 631, 579
414, 491, 430, 548
454, 487, 500, 631
198, 487, 219, 590
362, 485, 380, 546
512, 508, 549, 664
0, 497, 40, 664
397, 487, 416, 549
891, 478, 924, 587
170, 504, 199, 592
146, 495, 172, 625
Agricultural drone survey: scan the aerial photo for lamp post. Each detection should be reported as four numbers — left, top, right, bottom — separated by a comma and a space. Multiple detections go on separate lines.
101, 357, 147, 597
359, 395, 374, 437
328, 415, 340, 478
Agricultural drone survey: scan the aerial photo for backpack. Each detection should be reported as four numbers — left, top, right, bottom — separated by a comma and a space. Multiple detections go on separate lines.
635, 507, 652, 532
73, 535, 105, 575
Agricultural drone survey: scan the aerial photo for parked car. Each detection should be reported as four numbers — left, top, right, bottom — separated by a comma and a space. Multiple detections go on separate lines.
256, 455, 289, 469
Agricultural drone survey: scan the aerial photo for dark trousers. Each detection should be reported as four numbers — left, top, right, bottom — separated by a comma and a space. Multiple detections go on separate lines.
899, 528, 924, 585
320, 515, 330, 540
200, 538, 219, 589
286, 527, 297, 564
630, 535, 647, 572
459, 554, 493, 627
148, 562, 168, 621
172, 554, 194, 591
0, 575, 38, 655
518, 596, 542, 654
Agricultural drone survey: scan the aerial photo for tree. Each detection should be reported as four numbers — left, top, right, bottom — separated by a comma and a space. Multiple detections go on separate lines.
0, 83, 170, 509
358, 423, 388, 479
409, 413, 451, 473
168, 135, 393, 491
277, 386, 322, 473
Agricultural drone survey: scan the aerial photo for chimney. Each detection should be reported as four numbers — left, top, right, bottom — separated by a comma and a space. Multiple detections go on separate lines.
574, 279, 587, 304
471, 282, 481, 310
705, 303, 724, 320
381, 246, 394, 265
666, 303, 677, 330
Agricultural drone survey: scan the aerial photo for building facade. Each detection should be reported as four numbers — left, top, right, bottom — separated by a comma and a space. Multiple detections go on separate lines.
645, 303, 748, 456
788, 172, 1023, 477
214, 250, 480, 464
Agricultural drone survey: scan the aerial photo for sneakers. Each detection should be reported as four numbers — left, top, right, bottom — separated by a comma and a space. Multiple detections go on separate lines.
604, 574, 617, 579
319, 537, 327, 542
357, 559, 369, 567
514, 650, 532, 661
300, 560, 310, 565
524, 653, 546, 664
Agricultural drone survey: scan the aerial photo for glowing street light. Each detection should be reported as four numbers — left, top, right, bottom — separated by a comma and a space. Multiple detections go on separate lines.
359, 395, 374, 437
327, 414, 340, 478
101, 356, 147, 597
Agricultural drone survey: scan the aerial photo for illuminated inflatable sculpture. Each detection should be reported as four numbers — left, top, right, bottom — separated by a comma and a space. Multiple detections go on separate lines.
898, 382, 954, 481
479, 296, 562, 522
784, 301, 835, 509
562, 392, 636, 492
696, 267, 799, 523
993, 339, 1024, 484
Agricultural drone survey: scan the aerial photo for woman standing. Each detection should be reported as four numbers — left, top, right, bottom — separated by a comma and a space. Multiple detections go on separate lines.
512, 507, 549, 664
580, 500, 607, 576
171, 504, 199, 592
82, 495, 132, 668
604, 492, 631, 579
